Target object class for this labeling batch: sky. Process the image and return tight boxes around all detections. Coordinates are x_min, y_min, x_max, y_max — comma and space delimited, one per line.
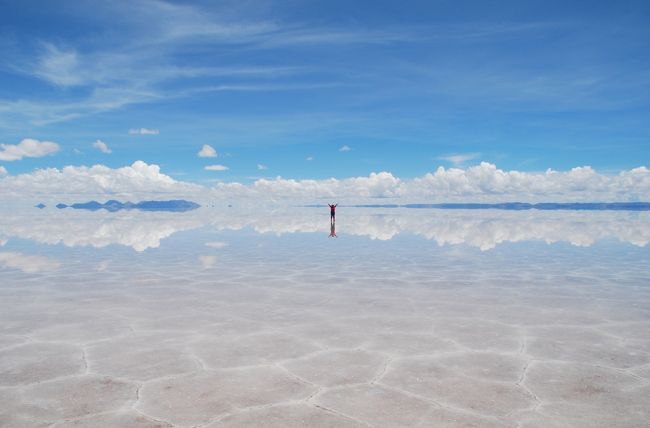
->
0, 0, 649, 201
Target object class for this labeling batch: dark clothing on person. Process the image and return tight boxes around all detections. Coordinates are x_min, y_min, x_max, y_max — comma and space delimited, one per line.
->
328, 204, 337, 221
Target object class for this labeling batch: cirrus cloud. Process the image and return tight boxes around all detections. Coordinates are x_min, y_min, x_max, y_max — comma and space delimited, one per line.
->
0, 138, 60, 161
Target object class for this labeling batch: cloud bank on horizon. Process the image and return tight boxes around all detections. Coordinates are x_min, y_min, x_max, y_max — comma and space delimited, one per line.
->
0, 161, 648, 203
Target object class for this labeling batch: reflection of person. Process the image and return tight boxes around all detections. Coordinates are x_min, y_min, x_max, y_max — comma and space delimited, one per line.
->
329, 222, 337, 238
328, 203, 337, 222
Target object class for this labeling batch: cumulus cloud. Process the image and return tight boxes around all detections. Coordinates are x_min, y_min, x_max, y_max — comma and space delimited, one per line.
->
1, 161, 649, 204
0, 166, 7, 176
210, 162, 650, 203
198, 144, 217, 158
437, 153, 480, 166
92, 139, 111, 154
205, 164, 229, 171
339, 145, 351, 152
0, 252, 61, 273
129, 128, 159, 135
0, 160, 200, 200
257, 164, 268, 170
0, 138, 60, 161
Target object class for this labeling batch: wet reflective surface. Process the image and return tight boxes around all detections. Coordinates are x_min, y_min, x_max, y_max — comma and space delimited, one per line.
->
1, 207, 649, 427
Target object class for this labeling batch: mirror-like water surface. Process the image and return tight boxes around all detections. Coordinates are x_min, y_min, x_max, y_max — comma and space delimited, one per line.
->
1, 208, 649, 427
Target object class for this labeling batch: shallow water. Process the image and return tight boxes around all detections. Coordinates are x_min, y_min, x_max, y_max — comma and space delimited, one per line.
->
1, 207, 649, 427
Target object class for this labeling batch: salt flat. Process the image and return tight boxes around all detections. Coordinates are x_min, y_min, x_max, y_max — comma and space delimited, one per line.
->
0, 207, 649, 427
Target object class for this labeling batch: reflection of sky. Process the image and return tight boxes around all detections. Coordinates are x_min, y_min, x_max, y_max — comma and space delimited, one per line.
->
1, 207, 649, 253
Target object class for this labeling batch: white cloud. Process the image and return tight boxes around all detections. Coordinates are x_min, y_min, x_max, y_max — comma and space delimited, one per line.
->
205, 164, 229, 171
0, 252, 60, 273
0, 166, 7, 176
437, 153, 480, 166
306, 156, 314, 161
129, 128, 159, 135
339, 145, 351, 152
257, 164, 268, 170
198, 144, 217, 158
0, 160, 200, 200
1, 161, 649, 204
211, 162, 650, 203
0, 138, 60, 161
92, 139, 111, 154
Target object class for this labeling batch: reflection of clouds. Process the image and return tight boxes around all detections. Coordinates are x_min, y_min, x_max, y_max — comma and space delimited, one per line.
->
392, 212, 650, 250
209, 209, 650, 250
199, 255, 217, 268
96, 260, 111, 272
0, 208, 648, 252
205, 241, 228, 249
0, 252, 60, 273
0, 210, 203, 252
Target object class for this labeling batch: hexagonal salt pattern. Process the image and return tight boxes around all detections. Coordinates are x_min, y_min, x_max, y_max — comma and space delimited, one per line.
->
0, 343, 84, 386
136, 366, 316, 427
207, 403, 366, 428
0, 375, 137, 426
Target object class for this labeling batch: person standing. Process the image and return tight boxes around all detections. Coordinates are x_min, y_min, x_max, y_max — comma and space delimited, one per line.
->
328, 203, 337, 222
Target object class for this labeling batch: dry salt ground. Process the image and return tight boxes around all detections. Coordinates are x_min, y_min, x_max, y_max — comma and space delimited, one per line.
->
0, 207, 649, 427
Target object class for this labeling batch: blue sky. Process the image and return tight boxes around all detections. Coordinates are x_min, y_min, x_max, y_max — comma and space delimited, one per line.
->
1, 0, 649, 184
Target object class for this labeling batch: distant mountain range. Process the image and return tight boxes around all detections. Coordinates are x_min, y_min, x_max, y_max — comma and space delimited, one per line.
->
54, 200, 200, 212
306, 202, 650, 211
